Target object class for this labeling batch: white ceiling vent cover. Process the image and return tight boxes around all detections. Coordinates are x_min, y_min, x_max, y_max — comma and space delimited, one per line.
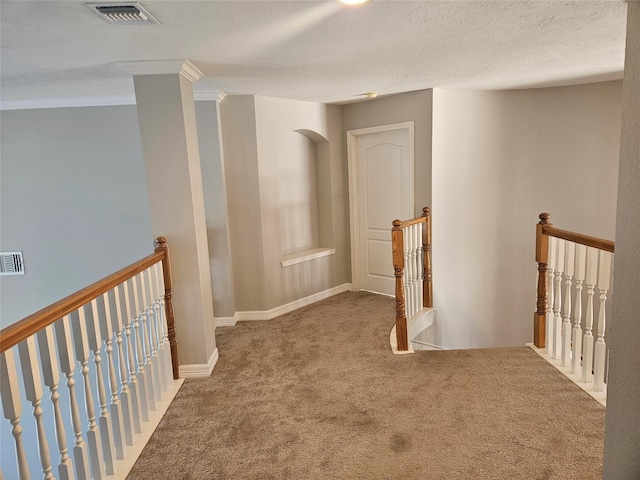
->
86, 3, 159, 25
0, 252, 25, 275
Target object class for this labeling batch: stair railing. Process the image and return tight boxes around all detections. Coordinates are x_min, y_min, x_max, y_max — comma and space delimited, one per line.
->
392, 207, 433, 351
534, 213, 614, 394
0, 236, 179, 479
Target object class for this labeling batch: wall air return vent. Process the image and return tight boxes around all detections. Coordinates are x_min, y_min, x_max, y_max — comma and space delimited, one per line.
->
86, 3, 159, 25
0, 252, 25, 275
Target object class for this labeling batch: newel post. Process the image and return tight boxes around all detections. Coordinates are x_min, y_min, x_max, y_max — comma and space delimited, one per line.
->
534, 213, 551, 348
422, 207, 433, 308
392, 220, 409, 351
155, 236, 180, 379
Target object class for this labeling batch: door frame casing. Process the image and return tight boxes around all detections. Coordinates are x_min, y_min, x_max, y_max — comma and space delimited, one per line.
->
346, 121, 415, 291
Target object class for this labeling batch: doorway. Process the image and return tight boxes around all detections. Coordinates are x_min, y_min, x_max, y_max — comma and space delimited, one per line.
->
347, 122, 414, 295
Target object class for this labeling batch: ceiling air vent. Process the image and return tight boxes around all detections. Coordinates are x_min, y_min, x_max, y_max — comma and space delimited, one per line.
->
86, 3, 159, 25
0, 252, 25, 275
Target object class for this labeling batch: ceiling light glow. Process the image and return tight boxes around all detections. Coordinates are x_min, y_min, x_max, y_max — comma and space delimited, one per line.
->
337, 0, 370, 5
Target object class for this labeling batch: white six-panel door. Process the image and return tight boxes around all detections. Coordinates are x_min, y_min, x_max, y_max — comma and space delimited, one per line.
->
347, 122, 414, 296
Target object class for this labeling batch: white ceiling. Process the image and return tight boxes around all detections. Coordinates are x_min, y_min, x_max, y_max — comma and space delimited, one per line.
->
0, 0, 629, 108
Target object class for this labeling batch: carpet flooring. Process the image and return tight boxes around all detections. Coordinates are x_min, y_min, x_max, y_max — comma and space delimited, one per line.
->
128, 291, 605, 479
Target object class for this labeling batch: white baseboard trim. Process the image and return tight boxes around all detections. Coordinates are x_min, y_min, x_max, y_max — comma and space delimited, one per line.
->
527, 343, 606, 407
214, 316, 237, 327
236, 283, 353, 321
178, 348, 219, 378
112, 377, 184, 479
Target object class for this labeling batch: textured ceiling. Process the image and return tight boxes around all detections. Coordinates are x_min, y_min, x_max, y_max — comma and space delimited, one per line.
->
0, 1, 629, 108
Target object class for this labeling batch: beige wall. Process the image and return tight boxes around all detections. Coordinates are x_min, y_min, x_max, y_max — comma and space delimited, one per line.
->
432, 82, 622, 349
221, 95, 349, 312
604, 3, 640, 477
342, 90, 433, 215
219, 96, 267, 311
0, 106, 153, 326
196, 100, 236, 318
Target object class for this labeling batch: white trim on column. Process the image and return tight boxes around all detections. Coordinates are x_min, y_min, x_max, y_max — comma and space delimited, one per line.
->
178, 348, 219, 378
235, 283, 353, 321
117, 59, 203, 82
214, 315, 238, 327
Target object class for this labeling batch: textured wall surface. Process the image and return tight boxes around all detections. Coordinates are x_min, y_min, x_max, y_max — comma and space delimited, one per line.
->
0, 106, 152, 326
604, 3, 640, 478
432, 81, 622, 349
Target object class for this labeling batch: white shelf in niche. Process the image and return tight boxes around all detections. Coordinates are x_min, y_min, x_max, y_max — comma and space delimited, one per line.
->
281, 247, 336, 267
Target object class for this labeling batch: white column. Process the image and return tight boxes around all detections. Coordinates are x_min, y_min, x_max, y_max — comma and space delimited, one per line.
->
118, 59, 216, 372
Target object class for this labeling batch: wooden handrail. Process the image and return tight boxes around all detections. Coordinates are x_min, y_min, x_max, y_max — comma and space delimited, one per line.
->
0, 237, 172, 358
394, 216, 427, 229
533, 213, 614, 349
541, 225, 614, 253
392, 208, 432, 351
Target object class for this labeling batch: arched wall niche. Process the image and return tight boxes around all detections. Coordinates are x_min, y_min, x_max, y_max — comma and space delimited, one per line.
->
279, 129, 335, 267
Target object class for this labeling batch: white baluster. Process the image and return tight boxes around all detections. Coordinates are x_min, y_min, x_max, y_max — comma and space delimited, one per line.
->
546, 237, 556, 356
1, 349, 30, 480
54, 315, 91, 479
552, 239, 565, 360
151, 263, 168, 394
594, 251, 612, 392
71, 307, 105, 480
100, 292, 126, 460
406, 225, 413, 318
154, 263, 173, 384
17, 337, 55, 479
417, 223, 424, 310
36, 325, 74, 480
87, 299, 115, 474
145, 267, 163, 401
412, 225, 418, 315
408, 225, 415, 316
111, 285, 135, 446
131, 275, 151, 422
138, 272, 157, 411
413, 224, 420, 315
571, 244, 586, 375
139, 272, 160, 411
582, 247, 598, 383
403, 229, 411, 319
123, 279, 143, 433
561, 241, 575, 366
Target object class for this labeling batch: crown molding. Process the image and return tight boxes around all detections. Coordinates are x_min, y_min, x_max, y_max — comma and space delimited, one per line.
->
1, 90, 228, 111
196, 90, 227, 103
0, 95, 137, 111
116, 59, 203, 83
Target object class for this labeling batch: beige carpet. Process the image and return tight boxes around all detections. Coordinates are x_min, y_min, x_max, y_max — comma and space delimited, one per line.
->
128, 291, 605, 479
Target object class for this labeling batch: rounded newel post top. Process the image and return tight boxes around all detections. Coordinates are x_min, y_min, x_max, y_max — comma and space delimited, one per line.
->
155, 236, 168, 248
422, 207, 430, 216
538, 212, 551, 225
392, 219, 402, 227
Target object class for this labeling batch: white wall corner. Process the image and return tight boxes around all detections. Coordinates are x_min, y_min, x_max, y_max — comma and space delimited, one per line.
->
235, 283, 353, 321
178, 348, 219, 378
116, 59, 203, 83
